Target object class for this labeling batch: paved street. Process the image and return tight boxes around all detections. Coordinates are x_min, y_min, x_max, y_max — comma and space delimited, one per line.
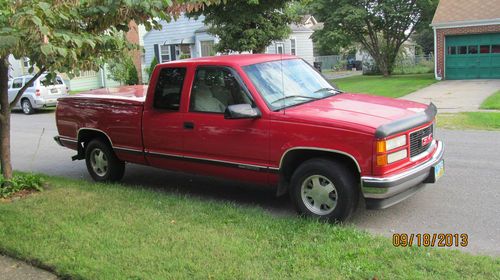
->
8, 110, 500, 256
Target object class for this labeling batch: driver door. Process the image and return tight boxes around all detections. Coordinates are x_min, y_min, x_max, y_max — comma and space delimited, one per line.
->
182, 66, 270, 184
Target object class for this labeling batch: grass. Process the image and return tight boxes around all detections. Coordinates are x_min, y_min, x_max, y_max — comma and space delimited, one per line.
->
480, 91, 500, 110
0, 175, 498, 279
437, 112, 500, 131
332, 73, 436, 98
68, 90, 85, 95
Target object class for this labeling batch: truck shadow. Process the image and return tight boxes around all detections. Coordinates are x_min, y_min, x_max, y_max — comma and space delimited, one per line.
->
119, 164, 295, 217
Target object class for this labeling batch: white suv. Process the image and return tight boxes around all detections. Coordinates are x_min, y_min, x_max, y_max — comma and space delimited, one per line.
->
8, 74, 69, 114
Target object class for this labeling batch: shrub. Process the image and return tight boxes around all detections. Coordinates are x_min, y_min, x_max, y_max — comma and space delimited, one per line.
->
0, 173, 44, 198
107, 56, 139, 85
145, 57, 158, 82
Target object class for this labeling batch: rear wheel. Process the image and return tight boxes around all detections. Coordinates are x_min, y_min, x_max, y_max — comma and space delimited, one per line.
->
85, 139, 125, 182
290, 158, 358, 222
21, 99, 34, 115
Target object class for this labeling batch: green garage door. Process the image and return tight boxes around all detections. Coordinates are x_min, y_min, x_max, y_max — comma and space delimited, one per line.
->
446, 33, 500, 79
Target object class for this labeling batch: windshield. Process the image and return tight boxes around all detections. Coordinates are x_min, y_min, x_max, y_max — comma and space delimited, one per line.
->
243, 59, 339, 110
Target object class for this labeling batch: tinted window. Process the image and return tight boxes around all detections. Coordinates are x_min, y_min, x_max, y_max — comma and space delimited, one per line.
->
153, 68, 186, 110
492, 45, 500, 53
448, 46, 456, 55
12, 78, 23, 89
458, 46, 467, 54
190, 67, 252, 113
480, 45, 490, 54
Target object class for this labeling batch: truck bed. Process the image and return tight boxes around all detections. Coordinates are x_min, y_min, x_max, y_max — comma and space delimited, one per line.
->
55, 86, 148, 163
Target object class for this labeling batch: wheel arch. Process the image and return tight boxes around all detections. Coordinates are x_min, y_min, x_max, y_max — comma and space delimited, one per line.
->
75, 128, 113, 160
276, 147, 361, 196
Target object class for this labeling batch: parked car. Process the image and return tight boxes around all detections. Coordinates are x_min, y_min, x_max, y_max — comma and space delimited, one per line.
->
8, 74, 68, 114
54, 54, 444, 222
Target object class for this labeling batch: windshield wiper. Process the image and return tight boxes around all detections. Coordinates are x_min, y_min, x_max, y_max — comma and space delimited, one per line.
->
314, 87, 341, 95
271, 95, 319, 105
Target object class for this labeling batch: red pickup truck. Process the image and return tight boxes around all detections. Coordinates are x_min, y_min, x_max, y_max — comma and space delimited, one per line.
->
55, 54, 444, 221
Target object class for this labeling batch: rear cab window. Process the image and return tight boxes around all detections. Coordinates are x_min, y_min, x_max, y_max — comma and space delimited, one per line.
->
153, 67, 187, 111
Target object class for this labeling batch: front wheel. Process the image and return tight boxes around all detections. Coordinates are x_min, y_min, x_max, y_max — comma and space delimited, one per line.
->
290, 158, 358, 222
21, 99, 34, 115
85, 139, 125, 182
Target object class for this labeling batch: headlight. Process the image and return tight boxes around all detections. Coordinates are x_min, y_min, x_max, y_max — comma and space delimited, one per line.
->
376, 134, 408, 166
377, 135, 407, 152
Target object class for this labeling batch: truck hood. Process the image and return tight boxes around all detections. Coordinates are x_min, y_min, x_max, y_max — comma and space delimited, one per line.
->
280, 93, 433, 136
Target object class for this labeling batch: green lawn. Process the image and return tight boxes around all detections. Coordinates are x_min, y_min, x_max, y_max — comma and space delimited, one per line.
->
480, 91, 500, 110
0, 175, 498, 279
438, 112, 500, 131
332, 73, 436, 98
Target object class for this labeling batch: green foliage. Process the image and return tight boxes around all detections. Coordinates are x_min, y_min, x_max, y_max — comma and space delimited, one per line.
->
480, 91, 500, 110
0, 173, 44, 198
412, 28, 434, 55
189, 0, 297, 53
312, 0, 438, 75
146, 56, 158, 82
107, 56, 139, 85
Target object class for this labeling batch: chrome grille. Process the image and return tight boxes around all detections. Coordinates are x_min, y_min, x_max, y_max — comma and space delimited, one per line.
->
409, 124, 433, 157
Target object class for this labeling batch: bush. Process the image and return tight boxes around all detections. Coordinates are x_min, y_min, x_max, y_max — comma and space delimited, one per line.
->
145, 57, 158, 82
107, 56, 139, 85
0, 173, 44, 198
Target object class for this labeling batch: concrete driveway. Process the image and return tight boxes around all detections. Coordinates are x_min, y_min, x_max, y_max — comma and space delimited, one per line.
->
402, 79, 500, 113
6, 110, 500, 257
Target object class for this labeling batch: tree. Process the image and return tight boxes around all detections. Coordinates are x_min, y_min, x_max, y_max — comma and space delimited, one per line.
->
412, 28, 434, 55
146, 56, 159, 82
312, 0, 438, 76
0, 0, 217, 181
107, 56, 139, 85
189, 0, 297, 54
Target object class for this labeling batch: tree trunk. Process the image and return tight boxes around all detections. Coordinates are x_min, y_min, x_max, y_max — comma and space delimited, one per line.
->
0, 56, 13, 180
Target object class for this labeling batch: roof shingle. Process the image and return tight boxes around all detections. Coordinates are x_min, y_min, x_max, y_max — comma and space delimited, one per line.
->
432, 0, 500, 25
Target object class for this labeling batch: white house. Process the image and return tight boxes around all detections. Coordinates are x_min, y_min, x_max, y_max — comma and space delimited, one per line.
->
143, 14, 317, 75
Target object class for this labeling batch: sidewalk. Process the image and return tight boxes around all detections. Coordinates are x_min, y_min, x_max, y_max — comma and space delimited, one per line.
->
0, 255, 57, 280
401, 79, 500, 113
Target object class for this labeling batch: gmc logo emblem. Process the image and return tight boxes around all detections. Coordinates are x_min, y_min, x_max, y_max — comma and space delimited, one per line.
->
422, 133, 433, 146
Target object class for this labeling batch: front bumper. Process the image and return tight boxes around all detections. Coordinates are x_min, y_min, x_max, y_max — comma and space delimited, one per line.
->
361, 140, 445, 209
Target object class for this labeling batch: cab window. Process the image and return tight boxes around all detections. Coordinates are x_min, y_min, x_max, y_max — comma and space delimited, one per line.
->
153, 67, 186, 110
189, 67, 252, 113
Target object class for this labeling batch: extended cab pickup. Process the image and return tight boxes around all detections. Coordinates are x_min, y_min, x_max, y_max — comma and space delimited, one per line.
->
55, 54, 444, 221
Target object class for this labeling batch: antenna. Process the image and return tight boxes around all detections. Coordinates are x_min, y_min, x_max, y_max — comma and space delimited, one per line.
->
280, 51, 285, 115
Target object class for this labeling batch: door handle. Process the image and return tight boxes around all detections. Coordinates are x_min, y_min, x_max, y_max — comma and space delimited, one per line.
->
183, 122, 194, 129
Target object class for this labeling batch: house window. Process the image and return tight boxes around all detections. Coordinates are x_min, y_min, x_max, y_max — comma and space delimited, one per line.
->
492, 45, 500, 53
22, 57, 30, 68
480, 45, 490, 54
200, 40, 215, 57
160, 45, 171, 63
458, 46, 467, 55
468, 45, 478, 54
290, 39, 296, 55
275, 43, 284, 54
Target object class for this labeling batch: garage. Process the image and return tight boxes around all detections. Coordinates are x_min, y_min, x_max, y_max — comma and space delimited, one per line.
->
445, 33, 500, 79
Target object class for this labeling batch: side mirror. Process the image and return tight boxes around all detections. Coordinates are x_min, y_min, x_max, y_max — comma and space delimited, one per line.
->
224, 104, 261, 119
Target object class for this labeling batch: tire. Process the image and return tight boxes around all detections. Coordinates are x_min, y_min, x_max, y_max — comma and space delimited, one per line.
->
289, 158, 358, 222
85, 139, 125, 182
21, 99, 34, 115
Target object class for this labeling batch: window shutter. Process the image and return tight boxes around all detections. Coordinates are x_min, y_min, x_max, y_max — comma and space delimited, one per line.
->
170, 45, 176, 61
154, 44, 160, 62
